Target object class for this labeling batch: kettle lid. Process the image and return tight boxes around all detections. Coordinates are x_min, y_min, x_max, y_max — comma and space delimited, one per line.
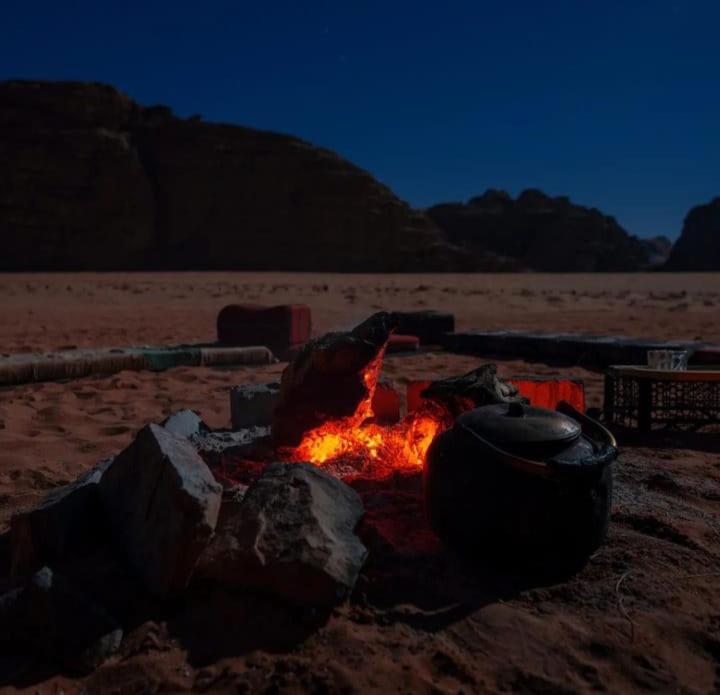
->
456, 402, 582, 450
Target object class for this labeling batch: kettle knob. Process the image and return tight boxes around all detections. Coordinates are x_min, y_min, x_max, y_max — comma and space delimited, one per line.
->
507, 402, 526, 417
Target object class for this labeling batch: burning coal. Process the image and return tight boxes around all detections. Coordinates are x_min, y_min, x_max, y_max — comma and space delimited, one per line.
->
288, 351, 451, 474
271, 312, 453, 475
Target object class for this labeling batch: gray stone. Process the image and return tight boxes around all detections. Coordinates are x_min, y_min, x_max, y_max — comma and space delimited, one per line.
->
200, 463, 367, 606
421, 363, 524, 417
161, 408, 208, 439
0, 567, 122, 674
0, 586, 23, 625
192, 426, 270, 453
99, 424, 222, 596
10, 458, 113, 577
230, 382, 279, 429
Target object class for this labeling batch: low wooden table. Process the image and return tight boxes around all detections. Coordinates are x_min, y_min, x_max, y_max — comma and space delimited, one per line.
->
604, 366, 720, 431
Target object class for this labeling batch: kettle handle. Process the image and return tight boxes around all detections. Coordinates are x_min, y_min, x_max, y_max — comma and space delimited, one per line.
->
456, 421, 554, 478
555, 401, 617, 448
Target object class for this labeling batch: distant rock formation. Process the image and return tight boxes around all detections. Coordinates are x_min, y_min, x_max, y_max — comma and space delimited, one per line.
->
0, 80, 467, 272
426, 189, 657, 272
665, 198, 720, 271
0, 81, 683, 273
640, 236, 673, 268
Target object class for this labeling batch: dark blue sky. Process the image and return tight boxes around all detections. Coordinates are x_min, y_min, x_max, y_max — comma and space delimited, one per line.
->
2, 1, 718, 239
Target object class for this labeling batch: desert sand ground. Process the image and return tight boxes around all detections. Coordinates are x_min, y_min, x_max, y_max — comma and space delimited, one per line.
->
2, 272, 719, 353
1, 272, 719, 693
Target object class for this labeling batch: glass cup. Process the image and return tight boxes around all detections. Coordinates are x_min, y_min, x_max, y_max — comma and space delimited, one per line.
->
647, 349, 688, 370
647, 350, 670, 369
669, 350, 688, 371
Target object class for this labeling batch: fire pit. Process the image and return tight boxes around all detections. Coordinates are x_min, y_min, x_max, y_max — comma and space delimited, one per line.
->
218, 312, 608, 500
2, 312, 621, 677
270, 312, 456, 478
207, 312, 617, 571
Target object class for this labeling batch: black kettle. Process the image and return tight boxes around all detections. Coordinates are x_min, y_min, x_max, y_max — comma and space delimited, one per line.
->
424, 401, 618, 570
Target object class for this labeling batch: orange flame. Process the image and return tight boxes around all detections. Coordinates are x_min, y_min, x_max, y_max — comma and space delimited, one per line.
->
286, 349, 451, 476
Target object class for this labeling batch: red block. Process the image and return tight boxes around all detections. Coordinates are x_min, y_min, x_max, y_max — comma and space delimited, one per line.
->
217, 304, 311, 357
371, 380, 401, 424
509, 378, 586, 413
387, 334, 420, 353
406, 380, 433, 413
407, 377, 585, 415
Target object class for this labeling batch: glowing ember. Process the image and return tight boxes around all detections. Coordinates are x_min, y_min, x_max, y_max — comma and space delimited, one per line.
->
285, 349, 451, 475
292, 405, 448, 471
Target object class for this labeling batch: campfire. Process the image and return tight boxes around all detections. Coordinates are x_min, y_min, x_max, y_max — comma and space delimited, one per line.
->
283, 349, 450, 474
216, 312, 587, 489
2, 310, 619, 679
262, 312, 529, 480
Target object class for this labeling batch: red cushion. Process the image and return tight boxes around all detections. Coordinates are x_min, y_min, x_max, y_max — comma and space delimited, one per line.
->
217, 304, 312, 354
371, 380, 401, 423
386, 334, 420, 353
407, 377, 585, 414
509, 378, 586, 412
406, 380, 433, 413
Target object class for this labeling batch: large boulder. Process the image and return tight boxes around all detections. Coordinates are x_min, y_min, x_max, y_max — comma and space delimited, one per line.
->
272, 312, 394, 446
200, 463, 367, 606
426, 188, 655, 271
161, 408, 208, 439
0, 80, 467, 272
665, 197, 720, 271
0, 567, 122, 674
99, 424, 222, 596
9, 458, 113, 577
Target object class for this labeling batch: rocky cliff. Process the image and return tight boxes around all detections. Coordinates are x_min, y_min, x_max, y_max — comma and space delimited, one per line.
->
1, 81, 684, 273
640, 236, 673, 268
665, 198, 720, 271
426, 189, 659, 272
0, 80, 466, 271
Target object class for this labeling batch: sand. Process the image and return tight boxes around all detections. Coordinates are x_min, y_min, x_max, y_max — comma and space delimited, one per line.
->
1, 272, 719, 353
1, 272, 719, 692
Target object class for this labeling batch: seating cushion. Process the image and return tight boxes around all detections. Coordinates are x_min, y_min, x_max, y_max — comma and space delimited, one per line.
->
217, 304, 312, 356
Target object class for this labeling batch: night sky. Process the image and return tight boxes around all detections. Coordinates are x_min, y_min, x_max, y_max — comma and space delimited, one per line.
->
2, 0, 718, 239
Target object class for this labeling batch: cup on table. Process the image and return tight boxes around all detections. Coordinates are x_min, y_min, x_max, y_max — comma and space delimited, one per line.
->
647, 350, 670, 369
647, 349, 688, 370
669, 350, 688, 371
